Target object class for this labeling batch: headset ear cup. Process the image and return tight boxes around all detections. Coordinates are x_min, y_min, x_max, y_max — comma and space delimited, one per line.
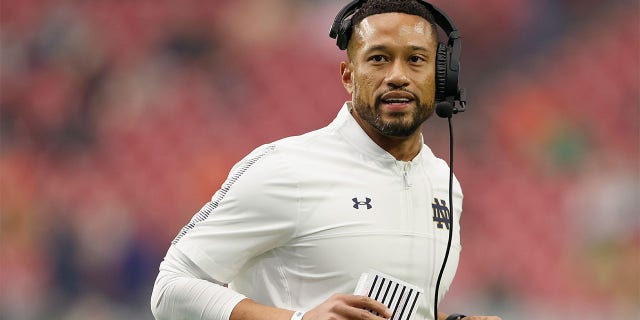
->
435, 43, 448, 102
337, 19, 352, 50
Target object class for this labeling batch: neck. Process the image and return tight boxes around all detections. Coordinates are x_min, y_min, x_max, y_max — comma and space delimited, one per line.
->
350, 109, 423, 162
375, 134, 422, 161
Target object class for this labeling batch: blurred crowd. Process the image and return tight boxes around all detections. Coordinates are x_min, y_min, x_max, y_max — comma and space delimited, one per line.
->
0, 0, 638, 319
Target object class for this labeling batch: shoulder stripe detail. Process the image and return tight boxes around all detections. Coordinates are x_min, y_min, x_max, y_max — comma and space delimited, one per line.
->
171, 145, 276, 245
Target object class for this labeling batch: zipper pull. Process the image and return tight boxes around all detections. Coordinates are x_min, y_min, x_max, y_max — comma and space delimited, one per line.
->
402, 162, 411, 188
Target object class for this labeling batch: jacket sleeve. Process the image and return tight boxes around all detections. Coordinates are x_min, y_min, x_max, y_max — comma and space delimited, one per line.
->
151, 144, 299, 319
150, 246, 247, 320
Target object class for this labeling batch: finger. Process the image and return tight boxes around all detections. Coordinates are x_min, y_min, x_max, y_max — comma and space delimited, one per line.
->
342, 295, 392, 318
333, 302, 390, 320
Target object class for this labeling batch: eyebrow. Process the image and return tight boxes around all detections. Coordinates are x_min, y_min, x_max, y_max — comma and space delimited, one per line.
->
408, 45, 430, 53
363, 44, 431, 54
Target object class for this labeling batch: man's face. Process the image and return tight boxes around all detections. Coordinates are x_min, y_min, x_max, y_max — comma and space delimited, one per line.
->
341, 12, 437, 138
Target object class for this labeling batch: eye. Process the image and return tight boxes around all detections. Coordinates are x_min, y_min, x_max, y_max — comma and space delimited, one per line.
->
368, 55, 388, 63
409, 55, 426, 63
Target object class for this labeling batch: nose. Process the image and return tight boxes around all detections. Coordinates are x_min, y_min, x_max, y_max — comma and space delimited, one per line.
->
385, 60, 410, 88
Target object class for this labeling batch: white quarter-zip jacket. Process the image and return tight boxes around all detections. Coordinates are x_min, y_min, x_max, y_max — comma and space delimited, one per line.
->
151, 102, 463, 320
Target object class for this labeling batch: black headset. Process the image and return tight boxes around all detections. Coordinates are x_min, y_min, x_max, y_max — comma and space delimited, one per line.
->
329, 0, 466, 116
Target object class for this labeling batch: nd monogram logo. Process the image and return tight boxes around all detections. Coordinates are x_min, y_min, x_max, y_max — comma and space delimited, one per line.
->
352, 197, 372, 209
432, 198, 451, 230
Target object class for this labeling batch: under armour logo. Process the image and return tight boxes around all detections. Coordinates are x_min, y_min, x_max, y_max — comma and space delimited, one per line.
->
352, 197, 372, 209
432, 198, 451, 229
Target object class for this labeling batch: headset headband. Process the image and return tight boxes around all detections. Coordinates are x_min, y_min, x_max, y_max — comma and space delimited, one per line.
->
330, 1, 459, 45
330, 0, 461, 71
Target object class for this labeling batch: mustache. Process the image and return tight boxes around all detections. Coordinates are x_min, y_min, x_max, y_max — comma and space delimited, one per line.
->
375, 88, 419, 102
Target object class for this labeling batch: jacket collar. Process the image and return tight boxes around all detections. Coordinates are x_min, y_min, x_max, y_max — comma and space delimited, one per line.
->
331, 102, 432, 166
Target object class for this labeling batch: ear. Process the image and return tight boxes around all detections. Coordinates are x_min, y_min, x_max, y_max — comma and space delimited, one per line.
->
340, 61, 354, 95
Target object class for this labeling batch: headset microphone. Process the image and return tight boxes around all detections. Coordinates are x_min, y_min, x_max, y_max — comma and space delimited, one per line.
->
436, 88, 467, 119
435, 102, 454, 118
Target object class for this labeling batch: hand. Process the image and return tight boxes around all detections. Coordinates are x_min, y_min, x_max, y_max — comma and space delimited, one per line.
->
303, 294, 392, 320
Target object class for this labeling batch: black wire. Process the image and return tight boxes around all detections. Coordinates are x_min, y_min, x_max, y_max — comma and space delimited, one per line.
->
434, 116, 455, 320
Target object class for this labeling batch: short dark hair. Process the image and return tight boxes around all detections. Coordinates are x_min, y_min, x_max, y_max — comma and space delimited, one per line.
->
347, 0, 439, 58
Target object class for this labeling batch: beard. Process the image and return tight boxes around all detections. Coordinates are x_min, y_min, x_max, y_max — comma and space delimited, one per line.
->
352, 88, 434, 138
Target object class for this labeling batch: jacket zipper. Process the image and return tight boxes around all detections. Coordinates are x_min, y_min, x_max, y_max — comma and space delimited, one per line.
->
402, 162, 411, 189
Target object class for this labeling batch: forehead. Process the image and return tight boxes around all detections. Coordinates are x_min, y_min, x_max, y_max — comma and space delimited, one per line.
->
352, 12, 435, 50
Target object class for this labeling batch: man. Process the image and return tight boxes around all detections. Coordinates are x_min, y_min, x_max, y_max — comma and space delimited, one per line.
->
151, 1, 501, 319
